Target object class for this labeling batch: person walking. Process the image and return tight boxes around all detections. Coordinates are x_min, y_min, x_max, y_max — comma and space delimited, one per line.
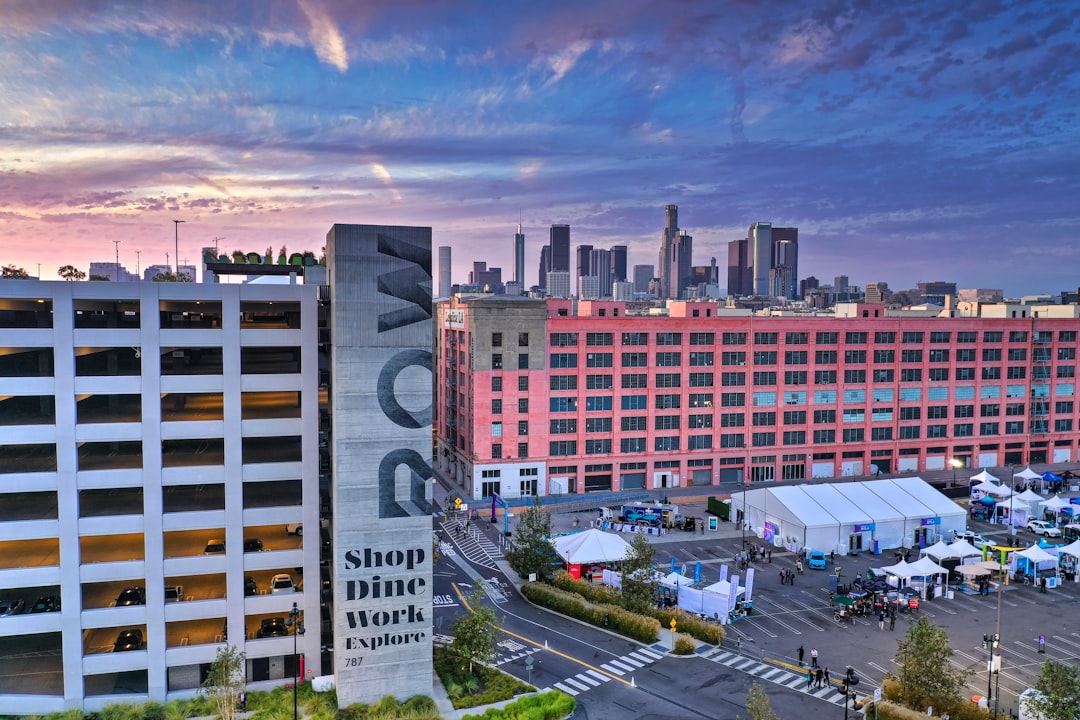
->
806, 669, 814, 691
889, 612, 896, 631
1041, 576, 1048, 594
823, 667, 831, 687
797, 644, 805, 666
810, 647, 818, 668
878, 610, 886, 630
780, 568, 786, 584
796, 558, 803, 574
816, 667, 824, 689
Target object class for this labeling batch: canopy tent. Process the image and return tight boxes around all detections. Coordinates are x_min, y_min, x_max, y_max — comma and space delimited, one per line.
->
552, 529, 631, 565
1013, 545, 1057, 564
970, 469, 1000, 483
955, 563, 993, 577
947, 539, 983, 558
922, 540, 959, 560
880, 559, 917, 579
799, 484, 874, 552
728, 485, 840, 552
661, 571, 695, 588
1040, 495, 1073, 516
996, 498, 1031, 526
1059, 540, 1080, 560
1042, 472, 1063, 482
1015, 489, 1046, 505
976, 495, 999, 507
703, 578, 745, 595
908, 556, 949, 576
984, 483, 1014, 499
1014, 467, 1042, 481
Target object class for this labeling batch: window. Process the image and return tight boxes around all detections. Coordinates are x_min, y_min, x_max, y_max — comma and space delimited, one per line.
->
751, 432, 776, 447
655, 415, 681, 430
518, 420, 529, 434
980, 422, 999, 435
656, 351, 681, 366
955, 348, 976, 362
956, 368, 975, 380
814, 409, 836, 424
622, 373, 647, 389
754, 332, 778, 345
722, 332, 747, 345
871, 407, 893, 422
655, 394, 681, 409
785, 350, 808, 364
655, 373, 681, 388
585, 396, 612, 411
690, 332, 715, 345
518, 333, 529, 347
813, 389, 837, 404
621, 332, 647, 346
873, 368, 894, 383
926, 424, 947, 439
843, 389, 866, 403
981, 385, 1001, 399
874, 331, 896, 344
491, 399, 502, 414
844, 350, 867, 364
550, 333, 578, 346
585, 439, 612, 455
1059, 347, 1077, 361
816, 350, 838, 364
1008, 348, 1027, 362
844, 369, 866, 384
753, 371, 776, 386
752, 411, 776, 426
783, 430, 806, 445
1006, 384, 1026, 398
1009, 331, 1028, 343
491, 353, 503, 370
690, 372, 714, 387
874, 349, 895, 363
1056, 400, 1074, 414
786, 332, 809, 345
752, 391, 777, 407
550, 375, 577, 391
621, 438, 646, 453
899, 426, 920, 440
549, 440, 577, 456
783, 390, 807, 405
902, 332, 923, 344
491, 443, 502, 459
927, 386, 948, 401
550, 398, 577, 412
900, 387, 922, 402
815, 370, 837, 384
518, 376, 529, 391
1059, 366, 1076, 378
586, 374, 613, 389
928, 349, 949, 363
813, 429, 835, 443
721, 392, 746, 407
518, 443, 529, 460
842, 428, 864, 442
953, 423, 974, 437
783, 410, 806, 424
845, 332, 868, 345
549, 419, 577, 434
982, 367, 1001, 380
842, 409, 865, 423
586, 352, 613, 368
720, 434, 745, 448
929, 331, 951, 344
689, 435, 713, 450
901, 368, 922, 382
550, 353, 577, 368
1007, 366, 1027, 380
721, 413, 745, 427
785, 370, 808, 385
655, 436, 680, 451
901, 349, 923, 363
585, 332, 612, 346
871, 427, 892, 441
957, 331, 976, 343
983, 331, 1003, 343
621, 416, 647, 432
690, 351, 714, 366
954, 404, 974, 418
753, 350, 777, 365
491, 376, 502, 392
872, 388, 894, 402
1005, 421, 1024, 435
722, 371, 746, 386
689, 414, 713, 429
927, 406, 948, 419
816, 332, 838, 345
899, 406, 921, 420
492, 332, 503, 347
690, 393, 714, 407
656, 332, 682, 346
722, 351, 747, 365
586, 418, 612, 433
622, 351, 648, 367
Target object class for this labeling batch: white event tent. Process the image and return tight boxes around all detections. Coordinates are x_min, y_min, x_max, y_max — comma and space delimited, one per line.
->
552, 529, 631, 565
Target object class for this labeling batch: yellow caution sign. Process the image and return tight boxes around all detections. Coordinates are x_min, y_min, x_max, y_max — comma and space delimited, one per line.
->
670, 618, 677, 633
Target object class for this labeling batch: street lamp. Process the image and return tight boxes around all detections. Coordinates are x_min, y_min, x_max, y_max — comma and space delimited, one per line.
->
949, 457, 964, 487
173, 219, 185, 276
286, 602, 305, 720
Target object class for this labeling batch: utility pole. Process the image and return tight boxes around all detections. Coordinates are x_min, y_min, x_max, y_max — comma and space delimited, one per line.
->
173, 219, 185, 275
135, 250, 141, 280
112, 240, 122, 281
213, 236, 225, 255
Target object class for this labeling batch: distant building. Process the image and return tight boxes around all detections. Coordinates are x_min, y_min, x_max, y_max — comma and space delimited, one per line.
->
729, 223, 798, 298
469, 262, 503, 293
799, 275, 819, 300
610, 245, 628, 282
633, 264, 655, 294
917, 280, 957, 306
578, 275, 601, 300
575, 244, 593, 278
513, 226, 525, 286
657, 204, 692, 299
538, 245, 550, 292
504, 281, 523, 297
613, 280, 634, 301
865, 281, 891, 304
439, 246, 452, 298
726, 238, 750, 296
88, 261, 138, 282
958, 288, 1003, 303
549, 225, 570, 274
143, 264, 195, 282
546, 270, 571, 298
834, 275, 849, 293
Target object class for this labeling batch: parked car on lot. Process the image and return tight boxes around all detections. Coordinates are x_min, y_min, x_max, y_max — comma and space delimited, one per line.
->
30, 596, 60, 613
164, 585, 184, 603
256, 617, 289, 638
113, 629, 144, 652
243, 538, 264, 553
115, 586, 146, 606
955, 531, 993, 549
244, 576, 258, 597
0, 599, 26, 617
204, 539, 226, 554
270, 574, 296, 594
808, 550, 827, 570
1027, 520, 1061, 537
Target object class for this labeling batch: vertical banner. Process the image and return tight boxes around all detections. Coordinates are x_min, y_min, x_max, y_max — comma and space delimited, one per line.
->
328, 225, 434, 706
744, 567, 755, 602
719, 564, 729, 583
728, 575, 740, 612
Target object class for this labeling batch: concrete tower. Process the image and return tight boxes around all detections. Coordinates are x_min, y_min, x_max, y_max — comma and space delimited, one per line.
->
513, 225, 525, 287
438, 246, 452, 298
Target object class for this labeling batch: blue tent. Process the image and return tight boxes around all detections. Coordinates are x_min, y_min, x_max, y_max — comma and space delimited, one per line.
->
977, 495, 998, 507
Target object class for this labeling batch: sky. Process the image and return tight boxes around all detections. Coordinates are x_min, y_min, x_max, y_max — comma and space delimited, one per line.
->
1, 0, 1078, 295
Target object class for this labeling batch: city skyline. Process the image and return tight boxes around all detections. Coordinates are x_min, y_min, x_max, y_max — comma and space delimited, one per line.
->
1, 1, 1078, 295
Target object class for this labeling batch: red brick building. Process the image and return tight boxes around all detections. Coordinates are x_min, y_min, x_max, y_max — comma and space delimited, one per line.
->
434, 296, 1080, 502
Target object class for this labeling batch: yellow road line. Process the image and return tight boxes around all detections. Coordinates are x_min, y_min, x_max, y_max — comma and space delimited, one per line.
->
450, 582, 636, 687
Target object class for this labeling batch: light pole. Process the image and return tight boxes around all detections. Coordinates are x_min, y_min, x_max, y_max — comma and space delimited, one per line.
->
112, 239, 121, 281
173, 219, 185, 276
286, 602, 304, 720
949, 457, 963, 488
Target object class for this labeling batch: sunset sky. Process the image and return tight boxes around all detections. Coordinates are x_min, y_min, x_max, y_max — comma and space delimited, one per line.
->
1, 1, 1077, 294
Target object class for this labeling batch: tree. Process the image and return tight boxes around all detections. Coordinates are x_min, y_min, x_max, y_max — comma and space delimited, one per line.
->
88, 274, 111, 281
1028, 659, 1080, 720
450, 583, 500, 675
152, 271, 192, 282
888, 616, 968, 711
57, 265, 86, 281
505, 495, 554, 580
201, 644, 246, 720
1, 264, 29, 279
737, 682, 780, 720
620, 532, 658, 612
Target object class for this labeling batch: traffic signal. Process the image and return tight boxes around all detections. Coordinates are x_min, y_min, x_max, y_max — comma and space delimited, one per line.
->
982, 633, 990, 649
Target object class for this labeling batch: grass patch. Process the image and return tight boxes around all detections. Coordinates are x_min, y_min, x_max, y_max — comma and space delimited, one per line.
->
434, 644, 536, 710
461, 690, 576, 720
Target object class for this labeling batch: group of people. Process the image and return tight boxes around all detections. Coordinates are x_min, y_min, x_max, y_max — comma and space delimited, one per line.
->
805, 666, 831, 691
779, 567, 797, 585
734, 544, 772, 570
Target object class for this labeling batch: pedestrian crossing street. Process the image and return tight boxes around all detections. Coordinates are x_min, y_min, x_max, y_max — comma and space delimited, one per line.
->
538, 646, 664, 697
705, 649, 851, 706
438, 519, 504, 570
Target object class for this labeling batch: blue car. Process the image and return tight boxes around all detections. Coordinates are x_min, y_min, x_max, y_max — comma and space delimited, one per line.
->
808, 550, 827, 570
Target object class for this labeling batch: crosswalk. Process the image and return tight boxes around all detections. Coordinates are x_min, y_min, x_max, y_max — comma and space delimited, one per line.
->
705, 649, 851, 706
538, 647, 664, 697
439, 520, 504, 570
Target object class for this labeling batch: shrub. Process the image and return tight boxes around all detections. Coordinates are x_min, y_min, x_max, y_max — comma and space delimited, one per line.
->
521, 582, 660, 643
673, 635, 696, 655
461, 690, 576, 720
433, 645, 535, 709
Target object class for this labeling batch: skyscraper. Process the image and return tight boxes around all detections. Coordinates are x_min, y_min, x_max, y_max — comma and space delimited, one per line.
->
590, 247, 612, 297
513, 225, 525, 287
770, 227, 798, 299
726, 238, 749, 296
671, 230, 693, 299
549, 224, 570, 274
538, 245, 550, 291
657, 204, 679, 299
610, 245, 628, 282
438, 245, 452, 298
749, 222, 772, 295
576, 244, 594, 278
633, 264, 654, 294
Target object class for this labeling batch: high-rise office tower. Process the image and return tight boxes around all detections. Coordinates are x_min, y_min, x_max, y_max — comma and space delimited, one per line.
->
770, 227, 799, 300
576, 245, 594, 278
657, 204, 680, 299
513, 225, 525, 286
834, 275, 849, 293
671, 230, 693, 299
633, 264, 654, 294
439, 245, 452, 298
549, 225, 570, 274
726, 237, 749, 296
538, 245, 550, 290
749, 222, 772, 295
547, 270, 570, 298
590, 248, 612, 297
800, 275, 819, 300
610, 245, 628, 282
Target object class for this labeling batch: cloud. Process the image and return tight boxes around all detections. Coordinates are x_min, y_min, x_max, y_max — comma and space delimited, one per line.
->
542, 39, 592, 87
297, 0, 350, 72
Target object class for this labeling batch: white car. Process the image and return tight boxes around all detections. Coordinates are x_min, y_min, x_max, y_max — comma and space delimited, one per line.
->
955, 531, 992, 549
270, 574, 296, 594
1027, 520, 1062, 537
285, 523, 303, 536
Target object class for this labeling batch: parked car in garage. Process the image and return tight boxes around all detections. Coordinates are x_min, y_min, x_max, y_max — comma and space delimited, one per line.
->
30, 596, 60, 613
808, 550, 828, 570
164, 585, 184, 603
1027, 520, 1061, 537
115, 586, 146, 606
204, 539, 226, 554
113, 629, 144, 652
245, 576, 258, 596
270, 574, 296, 594
285, 523, 304, 536
243, 538, 264, 553
256, 617, 289, 638
0, 599, 26, 617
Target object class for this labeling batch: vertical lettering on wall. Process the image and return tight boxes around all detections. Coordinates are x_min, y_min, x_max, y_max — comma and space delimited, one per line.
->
377, 233, 432, 333
379, 449, 433, 518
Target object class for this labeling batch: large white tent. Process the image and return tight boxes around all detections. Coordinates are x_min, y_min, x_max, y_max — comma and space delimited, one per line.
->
970, 469, 1000, 483
1014, 467, 1042, 482
552, 529, 630, 565
730, 477, 962, 554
